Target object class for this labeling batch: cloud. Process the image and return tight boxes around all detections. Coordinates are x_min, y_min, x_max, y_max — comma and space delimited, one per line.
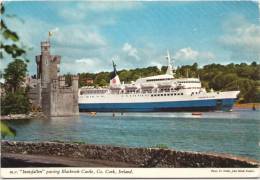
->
53, 25, 106, 49
173, 47, 215, 64
58, 2, 143, 23
4, 16, 107, 75
62, 57, 107, 74
58, 8, 87, 21
218, 15, 260, 62
122, 43, 140, 60
174, 47, 199, 60
76, 2, 143, 12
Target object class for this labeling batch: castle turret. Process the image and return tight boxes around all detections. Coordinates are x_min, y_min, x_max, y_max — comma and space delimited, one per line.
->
36, 41, 61, 87
39, 41, 51, 85
72, 75, 79, 92
41, 41, 50, 55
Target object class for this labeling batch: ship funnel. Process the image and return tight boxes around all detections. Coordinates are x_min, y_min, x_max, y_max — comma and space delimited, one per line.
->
110, 60, 121, 87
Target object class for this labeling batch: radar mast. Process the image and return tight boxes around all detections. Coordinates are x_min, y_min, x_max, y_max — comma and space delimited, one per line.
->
165, 49, 175, 76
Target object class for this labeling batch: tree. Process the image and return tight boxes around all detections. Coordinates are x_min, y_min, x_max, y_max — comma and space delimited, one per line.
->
4, 59, 27, 93
1, 91, 30, 115
98, 79, 107, 87
1, 2, 30, 117
64, 73, 72, 86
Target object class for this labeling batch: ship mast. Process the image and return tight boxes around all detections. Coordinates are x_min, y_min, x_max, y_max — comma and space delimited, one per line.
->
165, 49, 175, 76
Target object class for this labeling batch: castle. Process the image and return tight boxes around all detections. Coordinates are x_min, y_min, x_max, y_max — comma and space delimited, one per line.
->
28, 41, 79, 116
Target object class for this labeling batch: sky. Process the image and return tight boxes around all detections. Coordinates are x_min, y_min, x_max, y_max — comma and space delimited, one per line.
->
2, 1, 260, 75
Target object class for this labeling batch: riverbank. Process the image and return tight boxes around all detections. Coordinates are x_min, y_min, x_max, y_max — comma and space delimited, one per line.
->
1, 141, 258, 168
0, 112, 46, 121
233, 103, 260, 110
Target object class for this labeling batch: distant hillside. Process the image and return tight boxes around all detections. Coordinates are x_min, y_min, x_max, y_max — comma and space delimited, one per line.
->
65, 62, 260, 103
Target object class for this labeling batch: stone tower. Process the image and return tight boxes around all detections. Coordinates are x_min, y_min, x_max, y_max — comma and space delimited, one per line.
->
29, 41, 79, 116
36, 41, 60, 87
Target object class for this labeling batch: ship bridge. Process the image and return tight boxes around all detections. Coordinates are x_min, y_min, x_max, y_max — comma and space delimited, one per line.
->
174, 78, 202, 92
136, 74, 174, 84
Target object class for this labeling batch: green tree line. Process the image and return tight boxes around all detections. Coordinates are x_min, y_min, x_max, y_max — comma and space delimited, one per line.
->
71, 62, 260, 103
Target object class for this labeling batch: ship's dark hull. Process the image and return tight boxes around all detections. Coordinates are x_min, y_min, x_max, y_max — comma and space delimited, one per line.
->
79, 98, 236, 112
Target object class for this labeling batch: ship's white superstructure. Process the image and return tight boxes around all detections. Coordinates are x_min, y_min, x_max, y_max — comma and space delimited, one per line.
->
78, 52, 239, 112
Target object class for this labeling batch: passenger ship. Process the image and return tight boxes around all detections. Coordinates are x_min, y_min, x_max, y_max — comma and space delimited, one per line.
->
78, 52, 239, 112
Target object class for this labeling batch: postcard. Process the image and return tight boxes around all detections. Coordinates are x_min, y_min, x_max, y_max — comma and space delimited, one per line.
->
1, 0, 259, 179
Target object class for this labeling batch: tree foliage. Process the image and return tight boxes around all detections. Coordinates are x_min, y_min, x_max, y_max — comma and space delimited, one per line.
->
0, 122, 16, 138
4, 59, 27, 93
1, 91, 31, 115
0, 3, 27, 60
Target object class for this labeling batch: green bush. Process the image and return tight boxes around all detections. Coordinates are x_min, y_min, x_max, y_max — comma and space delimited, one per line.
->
1, 91, 31, 115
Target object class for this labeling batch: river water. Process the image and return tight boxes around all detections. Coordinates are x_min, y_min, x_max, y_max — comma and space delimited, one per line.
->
3, 110, 260, 160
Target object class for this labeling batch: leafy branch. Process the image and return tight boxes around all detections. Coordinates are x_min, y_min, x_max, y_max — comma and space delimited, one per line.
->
0, 2, 28, 61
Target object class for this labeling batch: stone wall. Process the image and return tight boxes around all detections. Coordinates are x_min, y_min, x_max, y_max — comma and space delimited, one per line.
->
41, 87, 51, 116
1, 141, 258, 168
50, 88, 79, 116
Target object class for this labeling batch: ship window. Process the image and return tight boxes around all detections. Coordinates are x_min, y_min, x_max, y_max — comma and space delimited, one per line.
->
164, 94, 166, 96
174, 93, 176, 95
181, 93, 183, 95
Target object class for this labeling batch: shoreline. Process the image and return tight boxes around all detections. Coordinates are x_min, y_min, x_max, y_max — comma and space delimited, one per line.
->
233, 103, 260, 110
1, 140, 259, 168
0, 112, 46, 121
1, 102, 259, 121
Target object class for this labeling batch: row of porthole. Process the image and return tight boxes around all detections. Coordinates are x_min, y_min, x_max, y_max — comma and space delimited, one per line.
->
146, 78, 173, 82
151, 93, 183, 97
177, 81, 200, 83
83, 92, 186, 98
85, 96, 105, 98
